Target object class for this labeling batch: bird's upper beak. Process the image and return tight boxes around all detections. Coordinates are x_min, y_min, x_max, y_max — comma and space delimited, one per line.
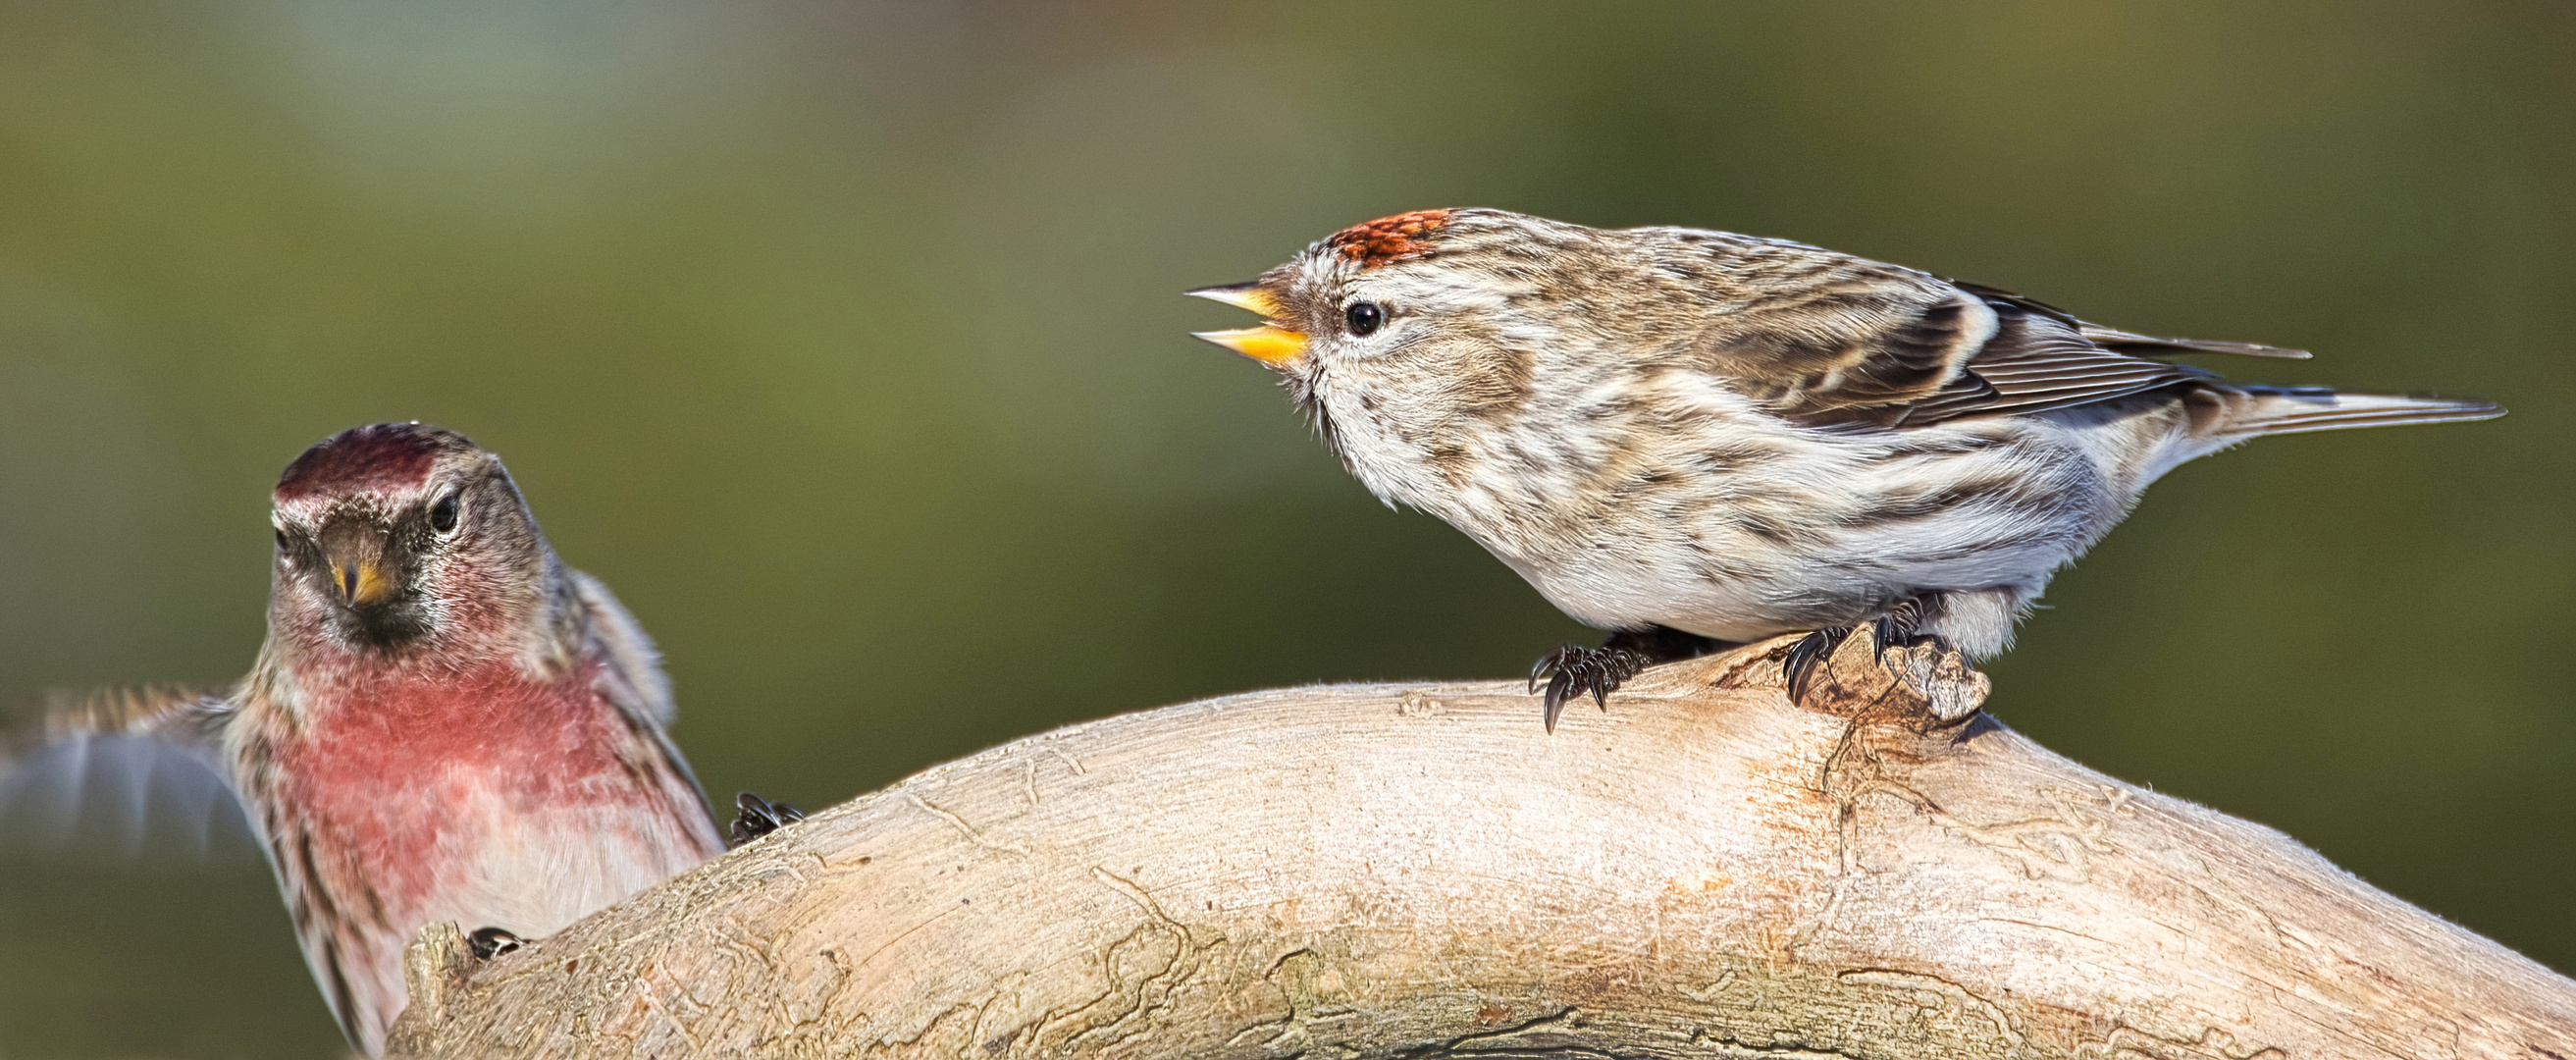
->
318, 524, 397, 609
336, 559, 394, 608
1187, 283, 1307, 368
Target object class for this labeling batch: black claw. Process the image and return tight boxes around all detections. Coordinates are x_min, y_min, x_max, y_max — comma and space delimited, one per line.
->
1870, 616, 1902, 657
1530, 644, 1644, 733
730, 791, 806, 847
467, 927, 526, 961
1528, 648, 1567, 691
1788, 598, 1966, 705
1871, 597, 1925, 657
1783, 625, 1856, 703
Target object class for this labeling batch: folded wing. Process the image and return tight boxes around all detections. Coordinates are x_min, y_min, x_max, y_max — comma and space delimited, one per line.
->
1695, 252, 2289, 430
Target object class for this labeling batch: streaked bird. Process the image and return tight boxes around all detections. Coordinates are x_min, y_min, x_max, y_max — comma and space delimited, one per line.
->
2, 423, 726, 1055
1192, 209, 2502, 728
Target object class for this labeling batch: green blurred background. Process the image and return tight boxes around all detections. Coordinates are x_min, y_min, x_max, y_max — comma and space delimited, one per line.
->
0, 0, 2567, 1053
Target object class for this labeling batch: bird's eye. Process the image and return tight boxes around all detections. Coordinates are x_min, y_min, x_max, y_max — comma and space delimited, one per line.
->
429, 493, 460, 534
274, 527, 289, 551
1344, 301, 1386, 337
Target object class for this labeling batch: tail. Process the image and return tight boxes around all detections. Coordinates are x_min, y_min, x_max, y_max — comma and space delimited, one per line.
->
2192, 385, 2504, 440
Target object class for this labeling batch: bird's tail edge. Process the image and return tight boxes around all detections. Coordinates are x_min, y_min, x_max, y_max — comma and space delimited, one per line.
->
2199, 385, 2504, 440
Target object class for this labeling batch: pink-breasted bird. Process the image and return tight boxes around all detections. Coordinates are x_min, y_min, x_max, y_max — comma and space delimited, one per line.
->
4, 423, 727, 1055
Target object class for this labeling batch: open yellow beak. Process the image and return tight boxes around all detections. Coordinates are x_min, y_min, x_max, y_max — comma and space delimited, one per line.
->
1186, 283, 1307, 368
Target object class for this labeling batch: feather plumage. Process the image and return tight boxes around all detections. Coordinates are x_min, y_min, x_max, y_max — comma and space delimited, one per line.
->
5, 424, 724, 1057
0, 686, 250, 861
1204, 208, 2502, 674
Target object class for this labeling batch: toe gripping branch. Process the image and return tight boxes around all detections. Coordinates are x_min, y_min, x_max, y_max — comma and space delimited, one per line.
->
731, 791, 806, 848
1530, 626, 1722, 733
466, 927, 525, 961
1784, 599, 1929, 703
1778, 601, 1988, 726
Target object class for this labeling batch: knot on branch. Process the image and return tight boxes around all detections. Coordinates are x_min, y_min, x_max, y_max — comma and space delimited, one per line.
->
386, 922, 472, 1056
1709, 631, 1992, 728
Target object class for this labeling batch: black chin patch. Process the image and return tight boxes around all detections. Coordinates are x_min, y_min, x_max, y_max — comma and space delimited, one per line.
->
346, 603, 434, 649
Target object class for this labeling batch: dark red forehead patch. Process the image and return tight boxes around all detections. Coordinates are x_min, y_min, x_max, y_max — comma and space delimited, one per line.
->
275, 423, 468, 502
1325, 209, 1452, 268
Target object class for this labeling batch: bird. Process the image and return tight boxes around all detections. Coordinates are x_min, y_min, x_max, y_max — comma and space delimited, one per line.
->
1189, 208, 2502, 731
0, 423, 728, 1056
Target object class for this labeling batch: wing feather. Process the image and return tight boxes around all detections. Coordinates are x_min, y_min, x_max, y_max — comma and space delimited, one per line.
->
568, 568, 675, 727
0, 685, 251, 860
1887, 306, 2218, 426
1692, 254, 2245, 429
1951, 281, 2311, 360
567, 567, 723, 854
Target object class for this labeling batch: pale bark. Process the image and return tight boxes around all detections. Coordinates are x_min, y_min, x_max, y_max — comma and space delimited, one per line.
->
385, 635, 2576, 1058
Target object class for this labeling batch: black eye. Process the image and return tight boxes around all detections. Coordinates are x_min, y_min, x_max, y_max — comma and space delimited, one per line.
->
274, 527, 289, 551
429, 494, 460, 534
1344, 300, 1385, 337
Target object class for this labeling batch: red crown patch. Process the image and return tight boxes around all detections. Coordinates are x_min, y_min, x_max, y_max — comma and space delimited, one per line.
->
1325, 209, 1452, 268
275, 424, 456, 501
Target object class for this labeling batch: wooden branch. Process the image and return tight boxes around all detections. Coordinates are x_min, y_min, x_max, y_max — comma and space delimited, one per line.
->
384, 636, 2576, 1058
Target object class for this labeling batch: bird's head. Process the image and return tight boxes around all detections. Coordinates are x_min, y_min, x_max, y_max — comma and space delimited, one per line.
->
1187, 208, 1467, 377
1188, 208, 1636, 501
268, 423, 553, 659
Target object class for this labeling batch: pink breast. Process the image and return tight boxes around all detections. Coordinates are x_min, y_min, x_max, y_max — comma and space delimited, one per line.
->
272, 657, 648, 910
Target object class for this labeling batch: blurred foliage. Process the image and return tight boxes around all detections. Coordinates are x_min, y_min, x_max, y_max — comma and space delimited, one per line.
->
0, 0, 2568, 1053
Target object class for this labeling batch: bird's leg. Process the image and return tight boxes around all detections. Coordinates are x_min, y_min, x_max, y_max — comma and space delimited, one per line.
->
1867, 596, 1970, 671
730, 791, 806, 847
1530, 626, 1724, 733
466, 927, 526, 961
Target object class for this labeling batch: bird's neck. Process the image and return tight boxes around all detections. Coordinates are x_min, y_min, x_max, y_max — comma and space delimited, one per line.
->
255, 599, 583, 726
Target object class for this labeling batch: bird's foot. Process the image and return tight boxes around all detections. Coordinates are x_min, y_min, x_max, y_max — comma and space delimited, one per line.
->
1529, 626, 1723, 732
1530, 644, 1649, 733
730, 791, 806, 847
1781, 612, 1988, 726
466, 927, 526, 961
1783, 624, 1859, 704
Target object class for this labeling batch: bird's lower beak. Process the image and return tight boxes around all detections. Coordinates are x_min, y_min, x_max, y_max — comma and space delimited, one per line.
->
335, 559, 394, 608
1192, 324, 1309, 367
1187, 283, 1308, 368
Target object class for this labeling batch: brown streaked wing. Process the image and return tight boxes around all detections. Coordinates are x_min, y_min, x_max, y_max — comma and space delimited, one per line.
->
1708, 289, 1999, 425
1688, 256, 2264, 430
1888, 303, 2219, 427
1951, 280, 2310, 360
32, 684, 233, 747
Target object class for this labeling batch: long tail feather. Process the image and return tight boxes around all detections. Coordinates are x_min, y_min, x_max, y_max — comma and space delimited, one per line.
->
2201, 386, 2504, 439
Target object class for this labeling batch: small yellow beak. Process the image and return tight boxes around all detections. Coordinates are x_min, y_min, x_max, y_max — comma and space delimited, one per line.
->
1186, 283, 1307, 368
336, 559, 394, 608
1185, 283, 1279, 317
1191, 325, 1309, 367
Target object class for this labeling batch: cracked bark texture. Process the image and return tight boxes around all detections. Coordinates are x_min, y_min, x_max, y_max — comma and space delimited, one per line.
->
383, 635, 2576, 1058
